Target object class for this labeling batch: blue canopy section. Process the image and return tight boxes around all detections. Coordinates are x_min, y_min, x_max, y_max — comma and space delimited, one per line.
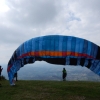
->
7, 35, 100, 84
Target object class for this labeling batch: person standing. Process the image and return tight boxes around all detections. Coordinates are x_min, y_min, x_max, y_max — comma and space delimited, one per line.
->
11, 72, 18, 86
0, 66, 3, 80
14, 72, 18, 81
62, 68, 67, 81
0, 65, 3, 86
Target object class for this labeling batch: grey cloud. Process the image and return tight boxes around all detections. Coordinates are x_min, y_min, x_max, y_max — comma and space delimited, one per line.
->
69, 0, 100, 22
1, 0, 100, 65
0, 24, 28, 45
6, 0, 62, 28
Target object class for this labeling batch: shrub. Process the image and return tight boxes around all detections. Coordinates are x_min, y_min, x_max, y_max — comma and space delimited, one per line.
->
1, 75, 6, 80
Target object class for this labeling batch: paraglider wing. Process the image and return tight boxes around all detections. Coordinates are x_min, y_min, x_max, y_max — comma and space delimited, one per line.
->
7, 35, 100, 84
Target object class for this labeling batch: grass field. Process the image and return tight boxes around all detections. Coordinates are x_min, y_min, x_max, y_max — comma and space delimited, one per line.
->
0, 80, 100, 100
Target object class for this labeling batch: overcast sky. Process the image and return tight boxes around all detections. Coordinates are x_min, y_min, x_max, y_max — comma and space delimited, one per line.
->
0, 0, 100, 65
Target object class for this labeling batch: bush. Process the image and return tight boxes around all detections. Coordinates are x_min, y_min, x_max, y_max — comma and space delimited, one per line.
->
1, 75, 6, 80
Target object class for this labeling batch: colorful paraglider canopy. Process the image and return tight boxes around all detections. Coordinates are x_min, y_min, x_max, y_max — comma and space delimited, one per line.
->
7, 35, 100, 84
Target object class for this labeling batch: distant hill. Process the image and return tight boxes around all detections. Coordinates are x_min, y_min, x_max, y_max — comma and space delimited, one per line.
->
2, 61, 100, 81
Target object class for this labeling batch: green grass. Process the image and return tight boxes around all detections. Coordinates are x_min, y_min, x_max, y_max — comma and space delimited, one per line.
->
0, 80, 100, 100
